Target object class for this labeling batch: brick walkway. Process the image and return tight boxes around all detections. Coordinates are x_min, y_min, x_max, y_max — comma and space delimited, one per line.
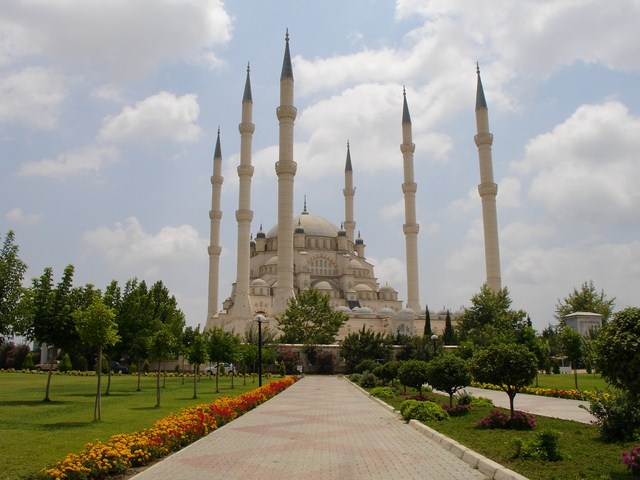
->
131, 376, 488, 479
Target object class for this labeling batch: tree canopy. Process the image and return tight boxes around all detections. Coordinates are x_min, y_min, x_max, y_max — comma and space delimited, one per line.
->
277, 288, 348, 345
0, 231, 27, 338
555, 280, 615, 323
457, 284, 528, 349
426, 354, 471, 407
471, 343, 537, 417
339, 326, 392, 372
595, 307, 640, 398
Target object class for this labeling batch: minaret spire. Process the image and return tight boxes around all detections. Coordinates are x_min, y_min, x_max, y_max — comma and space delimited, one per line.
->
273, 31, 298, 315
343, 140, 356, 243
474, 64, 502, 291
232, 60, 256, 320
400, 89, 421, 312
206, 127, 224, 326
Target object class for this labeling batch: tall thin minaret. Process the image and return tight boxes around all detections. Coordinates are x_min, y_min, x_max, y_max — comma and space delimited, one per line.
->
343, 141, 356, 243
207, 128, 223, 322
273, 30, 297, 315
474, 64, 502, 291
232, 63, 256, 319
400, 89, 421, 312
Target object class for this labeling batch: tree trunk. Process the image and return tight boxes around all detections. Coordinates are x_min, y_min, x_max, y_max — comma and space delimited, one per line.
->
106, 366, 112, 396
155, 361, 161, 407
508, 392, 516, 418
573, 362, 579, 390
215, 362, 220, 393
193, 365, 198, 399
136, 359, 142, 391
95, 345, 102, 421
44, 366, 54, 402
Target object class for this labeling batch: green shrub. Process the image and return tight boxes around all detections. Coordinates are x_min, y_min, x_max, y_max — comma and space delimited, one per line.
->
513, 429, 562, 461
471, 396, 494, 408
279, 360, 286, 377
583, 390, 640, 442
355, 359, 379, 374
370, 386, 397, 400
360, 371, 378, 388
456, 391, 473, 406
399, 399, 448, 422
349, 373, 362, 384
58, 354, 72, 373
74, 355, 88, 371
129, 362, 138, 374
142, 359, 150, 373
22, 352, 34, 370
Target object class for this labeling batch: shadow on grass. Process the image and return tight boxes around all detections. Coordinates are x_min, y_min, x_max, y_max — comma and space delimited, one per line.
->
40, 421, 93, 430
0, 400, 72, 406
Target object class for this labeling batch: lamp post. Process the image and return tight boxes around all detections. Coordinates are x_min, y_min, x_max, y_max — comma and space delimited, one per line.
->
256, 315, 265, 387
431, 334, 438, 357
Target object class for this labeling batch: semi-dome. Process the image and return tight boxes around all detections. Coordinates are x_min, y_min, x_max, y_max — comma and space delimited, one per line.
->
313, 280, 334, 290
379, 283, 396, 292
348, 258, 363, 269
266, 213, 339, 239
378, 307, 397, 318
354, 283, 373, 292
251, 278, 268, 287
335, 305, 352, 314
355, 306, 374, 316
397, 307, 417, 319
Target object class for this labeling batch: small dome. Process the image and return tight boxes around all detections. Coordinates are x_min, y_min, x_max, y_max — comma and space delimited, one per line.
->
314, 281, 333, 290
437, 309, 448, 316
251, 278, 268, 287
355, 237, 364, 245
378, 307, 397, 318
354, 283, 373, 292
335, 305, 352, 313
397, 307, 417, 320
348, 258, 362, 269
265, 256, 278, 266
379, 284, 396, 293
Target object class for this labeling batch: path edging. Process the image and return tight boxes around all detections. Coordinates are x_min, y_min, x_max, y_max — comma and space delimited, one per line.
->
345, 378, 528, 480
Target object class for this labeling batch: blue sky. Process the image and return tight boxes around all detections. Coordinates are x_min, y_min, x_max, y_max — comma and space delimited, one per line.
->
2, 0, 639, 331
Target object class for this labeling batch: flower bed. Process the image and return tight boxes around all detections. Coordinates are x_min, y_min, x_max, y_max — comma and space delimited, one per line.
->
43, 377, 297, 480
471, 382, 607, 402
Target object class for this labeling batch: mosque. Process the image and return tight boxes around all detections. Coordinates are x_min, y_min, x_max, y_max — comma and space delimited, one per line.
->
204, 33, 502, 341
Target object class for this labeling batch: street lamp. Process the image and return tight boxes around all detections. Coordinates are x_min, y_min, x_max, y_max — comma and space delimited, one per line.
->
255, 315, 265, 387
431, 334, 438, 356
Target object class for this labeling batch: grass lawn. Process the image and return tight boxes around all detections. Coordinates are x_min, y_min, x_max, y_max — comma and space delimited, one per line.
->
532, 372, 609, 391
375, 386, 636, 480
0, 371, 263, 480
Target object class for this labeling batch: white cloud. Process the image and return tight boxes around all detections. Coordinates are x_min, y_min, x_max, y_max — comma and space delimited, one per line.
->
17, 145, 119, 178
381, 199, 404, 220
367, 255, 406, 292
83, 217, 206, 268
514, 101, 640, 229
6, 207, 42, 225
99, 92, 201, 144
2, 0, 233, 79
0, 67, 66, 128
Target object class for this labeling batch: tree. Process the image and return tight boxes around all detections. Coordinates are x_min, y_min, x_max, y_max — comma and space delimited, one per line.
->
339, 326, 393, 372
555, 280, 615, 323
558, 326, 583, 390
0, 231, 27, 339
457, 284, 527, 350
595, 307, 640, 399
397, 360, 430, 397
277, 288, 348, 345
183, 326, 208, 399
206, 327, 240, 393
471, 343, 537, 418
20, 265, 78, 401
148, 323, 180, 407
427, 354, 471, 407
74, 295, 119, 420
443, 310, 457, 345
423, 306, 432, 337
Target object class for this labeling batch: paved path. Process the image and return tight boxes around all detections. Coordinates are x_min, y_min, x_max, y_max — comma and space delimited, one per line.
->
461, 387, 596, 424
132, 376, 487, 480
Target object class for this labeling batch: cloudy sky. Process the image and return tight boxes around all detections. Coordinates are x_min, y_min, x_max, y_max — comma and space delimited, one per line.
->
2, 0, 639, 332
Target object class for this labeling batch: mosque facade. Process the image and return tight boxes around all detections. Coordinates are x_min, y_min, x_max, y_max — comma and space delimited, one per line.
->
205, 33, 500, 342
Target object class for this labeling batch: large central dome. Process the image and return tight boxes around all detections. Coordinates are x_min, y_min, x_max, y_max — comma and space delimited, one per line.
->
266, 213, 339, 239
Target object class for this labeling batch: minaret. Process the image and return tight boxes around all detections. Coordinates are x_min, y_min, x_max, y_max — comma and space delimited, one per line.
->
273, 30, 297, 315
343, 141, 356, 243
206, 128, 223, 324
400, 88, 421, 312
474, 64, 502, 291
232, 63, 256, 319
